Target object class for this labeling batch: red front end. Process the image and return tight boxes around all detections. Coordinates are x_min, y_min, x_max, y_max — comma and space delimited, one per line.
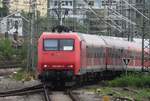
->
37, 32, 81, 81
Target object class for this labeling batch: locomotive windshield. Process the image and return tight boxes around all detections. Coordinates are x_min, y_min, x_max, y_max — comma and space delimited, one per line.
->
44, 39, 74, 51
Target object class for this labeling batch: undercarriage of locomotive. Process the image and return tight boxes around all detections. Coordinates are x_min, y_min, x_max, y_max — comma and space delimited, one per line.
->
38, 69, 122, 87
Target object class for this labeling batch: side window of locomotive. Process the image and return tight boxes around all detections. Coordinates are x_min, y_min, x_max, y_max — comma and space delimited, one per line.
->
60, 39, 74, 51
44, 39, 58, 50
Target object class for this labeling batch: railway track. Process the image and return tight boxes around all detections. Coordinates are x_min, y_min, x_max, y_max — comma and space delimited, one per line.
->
67, 90, 81, 101
0, 83, 51, 101
0, 83, 79, 101
0, 84, 43, 97
43, 84, 51, 101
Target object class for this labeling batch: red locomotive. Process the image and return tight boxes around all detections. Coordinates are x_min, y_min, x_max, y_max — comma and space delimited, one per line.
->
37, 32, 150, 82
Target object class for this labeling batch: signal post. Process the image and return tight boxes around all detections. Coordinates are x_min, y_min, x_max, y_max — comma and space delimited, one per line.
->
123, 58, 131, 76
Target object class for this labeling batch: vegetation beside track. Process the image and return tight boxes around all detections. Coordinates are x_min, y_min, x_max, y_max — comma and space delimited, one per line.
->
109, 72, 150, 88
84, 72, 150, 101
0, 38, 27, 68
0, 39, 15, 60
86, 87, 150, 101
12, 69, 36, 81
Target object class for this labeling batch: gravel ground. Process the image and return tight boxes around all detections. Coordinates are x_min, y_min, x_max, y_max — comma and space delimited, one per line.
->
0, 77, 41, 91
0, 94, 44, 101
0, 68, 21, 76
73, 90, 105, 101
50, 92, 72, 101
0, 76, 44, 101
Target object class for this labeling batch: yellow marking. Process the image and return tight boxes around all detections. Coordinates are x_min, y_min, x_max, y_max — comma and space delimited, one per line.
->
103, 96, 110, 101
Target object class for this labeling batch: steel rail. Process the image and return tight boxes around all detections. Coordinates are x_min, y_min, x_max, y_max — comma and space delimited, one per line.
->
66, 90, 80, 101
43, 84, 51, 101
0, 84, 43, 96
0, 88, 44, 97
0, 83, 51, 101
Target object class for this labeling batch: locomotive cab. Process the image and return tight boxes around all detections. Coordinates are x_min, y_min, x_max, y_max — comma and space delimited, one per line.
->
37, 32, 81, 82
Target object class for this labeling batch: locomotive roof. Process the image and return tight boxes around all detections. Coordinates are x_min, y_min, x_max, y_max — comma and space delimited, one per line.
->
41, 32, 78, 35
40, 32, 81, 39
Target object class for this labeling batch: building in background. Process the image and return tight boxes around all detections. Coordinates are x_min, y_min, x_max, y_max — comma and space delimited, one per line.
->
47, 0, 108, 34
48, 0, 101, 19
0, 0, 149, 37
0, 0, 47, 36
0, 12, 23, 36
2, 0, 47, 16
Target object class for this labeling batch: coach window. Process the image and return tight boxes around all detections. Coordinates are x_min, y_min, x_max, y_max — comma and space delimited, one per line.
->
100, 49, 102, 57
118, 50, 121, 61
110, 49, 112, 57
87, 52, 89, 58
95, 52, 97, 58
54, 1, 57, 6
102, 48, 104, 57
44, 39, 58, 50
69, 1, 72, 6
136, 52, 139, 59
137, 52, 140, 59
130, 51, 134, 58
98, 48, 100, 57
116, 50, 119, 58
60, 39, 74, 51
109, 49, 112, 57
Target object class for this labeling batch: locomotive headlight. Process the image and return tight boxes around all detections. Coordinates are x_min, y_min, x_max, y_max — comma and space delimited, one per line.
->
67, 65, 73, 68
44, 65, 48, 68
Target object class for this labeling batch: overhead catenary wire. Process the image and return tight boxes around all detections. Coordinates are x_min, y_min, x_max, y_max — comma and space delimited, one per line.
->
83, 0, 122, 32
122, 0, 150, 21
105, 16, 122, 30
107, 6, 136, 25
0, 11, 29, 23
90, 7, 122, 32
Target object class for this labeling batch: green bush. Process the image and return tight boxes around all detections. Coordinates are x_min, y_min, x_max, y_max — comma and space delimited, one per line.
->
0, 39, 28, 66
109, 73, 150, 88
16, 43, 28, 60
0, 39, 15, 60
